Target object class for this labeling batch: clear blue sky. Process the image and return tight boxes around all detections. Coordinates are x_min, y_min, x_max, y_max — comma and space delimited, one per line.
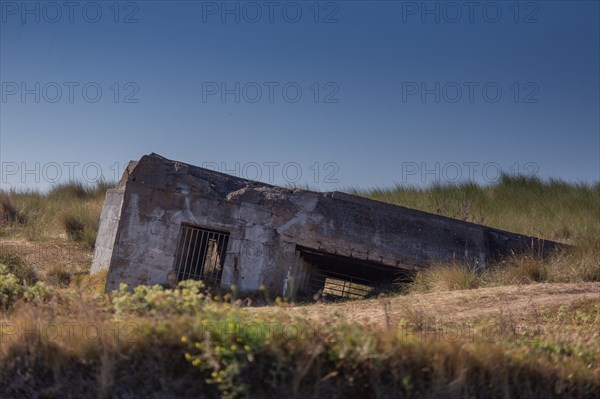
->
1, 0, 598, 190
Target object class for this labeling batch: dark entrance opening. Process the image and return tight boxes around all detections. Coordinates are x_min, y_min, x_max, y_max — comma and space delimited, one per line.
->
297, 245, 412, 301
173, 224, 229, 285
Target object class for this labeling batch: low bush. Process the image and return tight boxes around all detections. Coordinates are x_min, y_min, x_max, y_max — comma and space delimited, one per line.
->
410, 262, 480, 293
111, 280, 211, 318
0, 251, 37, 285
0, 263, 50, 309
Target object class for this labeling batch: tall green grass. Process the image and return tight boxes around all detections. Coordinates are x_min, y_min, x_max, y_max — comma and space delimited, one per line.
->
357, 175, 600, 291
356, 174, 600, 244
0, 181, 113, 248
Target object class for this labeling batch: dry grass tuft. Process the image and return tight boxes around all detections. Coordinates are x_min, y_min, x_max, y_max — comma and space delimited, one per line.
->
0, 194, 26, 225
62, 214, 85, 240
0, 181, 111, 247
411, 244, 600, 295
46, 264, 72, 287
48, 180, 113, 200
410, 262, 481, 293
70, 269, 108, 295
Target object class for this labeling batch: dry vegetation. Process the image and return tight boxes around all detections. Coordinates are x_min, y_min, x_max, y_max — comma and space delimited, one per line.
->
408, 246, 600, 294
0, 176, 598, 398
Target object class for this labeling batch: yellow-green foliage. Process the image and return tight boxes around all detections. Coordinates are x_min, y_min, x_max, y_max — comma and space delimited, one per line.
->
111, 280, 211, 318
0, 263, 51, 309
0, 251, 37, 284
538, 298, 600, 327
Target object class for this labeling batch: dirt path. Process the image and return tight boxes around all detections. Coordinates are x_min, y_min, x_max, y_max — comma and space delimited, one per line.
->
253, 282, 600, 327
0, 238, 92, 277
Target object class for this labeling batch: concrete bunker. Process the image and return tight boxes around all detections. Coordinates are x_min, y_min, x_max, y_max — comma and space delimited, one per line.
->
91, 153, 563, 299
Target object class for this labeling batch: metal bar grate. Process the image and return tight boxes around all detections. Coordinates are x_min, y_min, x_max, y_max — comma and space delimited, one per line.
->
173, 225, 229, 285
308, 269, 377, 301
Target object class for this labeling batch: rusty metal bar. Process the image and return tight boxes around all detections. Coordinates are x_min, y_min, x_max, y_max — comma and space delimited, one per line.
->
308, 269, 378, 300
175, 226, 191, 281
173, 225, 230, 285
190, 229, 206, 280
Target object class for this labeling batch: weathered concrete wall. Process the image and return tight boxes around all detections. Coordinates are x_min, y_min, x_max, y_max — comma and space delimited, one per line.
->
92, 153, 562, 295
90, 189, 124, 274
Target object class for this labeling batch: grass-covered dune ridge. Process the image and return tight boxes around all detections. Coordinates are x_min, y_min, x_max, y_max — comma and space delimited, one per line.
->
355, 174, 599, 244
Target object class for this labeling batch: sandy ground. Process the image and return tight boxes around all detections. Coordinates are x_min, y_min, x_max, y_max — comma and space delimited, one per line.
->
2, 236, 597, 337
0, 238, 92, 277
252, 282, 600, 328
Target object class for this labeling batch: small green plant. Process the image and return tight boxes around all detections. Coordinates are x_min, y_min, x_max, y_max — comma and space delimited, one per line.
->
0, 263, 24, 309
0, 251, 37, 285
180, 309, 315, 398
111, 280, 210, 318
0, 263, 51, 309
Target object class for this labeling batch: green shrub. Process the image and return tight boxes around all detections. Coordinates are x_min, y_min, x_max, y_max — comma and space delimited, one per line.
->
0, 263, 24, 309
0, 251, 37, 285
180, 305, 315, 398
111, 280, 210, 318
0, 263, 51, 309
